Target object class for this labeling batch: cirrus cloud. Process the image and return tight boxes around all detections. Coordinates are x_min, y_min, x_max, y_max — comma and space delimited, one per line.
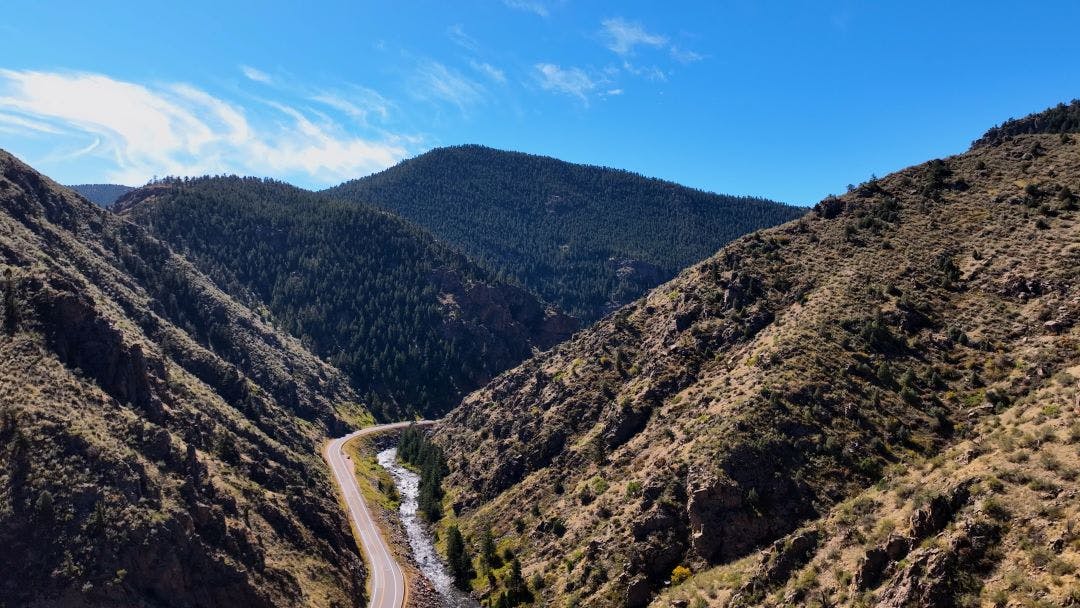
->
240, 65, 273, 84
534, 63, 595, 103
502, 0, 550, 17
0, 69, 409, 186
600, 18, 667, 55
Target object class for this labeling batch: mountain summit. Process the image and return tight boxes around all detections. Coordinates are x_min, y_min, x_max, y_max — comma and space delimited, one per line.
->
325, 145, 805, 321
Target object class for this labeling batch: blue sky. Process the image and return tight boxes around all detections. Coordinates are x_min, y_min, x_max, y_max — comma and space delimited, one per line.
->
1, 1, 1079, 204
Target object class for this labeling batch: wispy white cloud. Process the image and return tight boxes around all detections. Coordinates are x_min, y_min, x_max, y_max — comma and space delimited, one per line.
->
470, 60, 507, 84
534, 63, 595, 102
606, 88, 624, 96
600, 18, 667, 55
0, 111, 66, 135
0, 69, 408, 185
669, 46, 704, 64
411, 60, 486, 112
311, 86, 392, 126
240, 65, 273, 84
502, 0, 549, 17
447, 24, 480, 51
622, 61, 668, 82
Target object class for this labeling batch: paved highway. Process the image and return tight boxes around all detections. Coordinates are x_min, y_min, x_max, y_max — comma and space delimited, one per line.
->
324, 421, 435, 608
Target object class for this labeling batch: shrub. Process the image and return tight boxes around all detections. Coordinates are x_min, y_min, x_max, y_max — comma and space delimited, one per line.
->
577, 488, 594, 505
591, 477, 609, 495
671, 565, 692, 585
549, 517, 566, 537
877, 362, 893, 385
982, 497, 1011, 521
856, 456, 882, 478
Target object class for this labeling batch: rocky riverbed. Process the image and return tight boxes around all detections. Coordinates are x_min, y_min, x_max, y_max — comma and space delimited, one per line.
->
377, 448, 478, 608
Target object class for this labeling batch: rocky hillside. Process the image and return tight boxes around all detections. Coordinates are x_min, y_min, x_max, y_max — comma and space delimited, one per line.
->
431, 107, 1079, 607
325, 145, 805, 321
0, 151, 368, 606
67, 183, 134, 207
117, 177, 576, 420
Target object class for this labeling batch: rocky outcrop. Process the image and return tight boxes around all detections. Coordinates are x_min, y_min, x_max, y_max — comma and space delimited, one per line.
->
28, 275, 162, 418
876, 519, 1002, 608
728, 528, 820, 606
432, 268, 578, 375
854, 480, 972, 592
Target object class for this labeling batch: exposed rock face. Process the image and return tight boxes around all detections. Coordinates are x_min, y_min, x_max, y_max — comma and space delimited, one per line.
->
728, 527, 820, 605
876, 548, 956, 608
605, 257, 666, 314
434, 127, 1080, 606
853, 481, 971, 592
908, 482, 971, 540
432, 268, 578, 379
685, 447, 812, 565
876, 519, 1002, 608
33, 281, 156, 405
0, 149, 366, 607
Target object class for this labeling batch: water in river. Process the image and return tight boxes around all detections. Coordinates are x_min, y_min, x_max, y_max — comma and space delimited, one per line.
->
376, 447, 478, 608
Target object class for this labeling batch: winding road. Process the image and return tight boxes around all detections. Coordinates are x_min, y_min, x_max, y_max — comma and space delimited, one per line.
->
324, 421, 435, 608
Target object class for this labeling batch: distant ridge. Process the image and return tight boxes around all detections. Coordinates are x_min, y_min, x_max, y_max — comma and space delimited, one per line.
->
66, 183, 134, 207
325, 144, 806, 321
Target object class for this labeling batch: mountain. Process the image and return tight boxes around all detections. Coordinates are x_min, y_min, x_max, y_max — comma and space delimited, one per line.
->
428, 106, 1080, 607
0, 150, 368, 606
116, 177, 576, 420
324, 145, 806, 321
67, 183, 134, 207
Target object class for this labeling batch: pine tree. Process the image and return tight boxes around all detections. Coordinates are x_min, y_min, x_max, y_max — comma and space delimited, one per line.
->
446, 525, 472, 589
505, 558, 528, 604
480, 526, 498, 569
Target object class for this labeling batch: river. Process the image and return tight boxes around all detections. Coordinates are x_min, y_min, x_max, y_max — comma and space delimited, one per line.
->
376, 447, 478, 608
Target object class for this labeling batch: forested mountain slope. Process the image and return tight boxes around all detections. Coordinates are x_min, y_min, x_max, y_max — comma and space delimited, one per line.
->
0, 150, 367, 607
430, 107, 1080, 607
67, 183, 134, 207
117, 177, 575, 420
324, 145, 806, 321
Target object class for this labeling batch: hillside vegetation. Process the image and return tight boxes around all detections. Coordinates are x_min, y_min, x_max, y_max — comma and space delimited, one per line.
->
0, 151, 368, 607
430, 108, 1080, 607
325, 145, 805, 321
118, 177, 575, 420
